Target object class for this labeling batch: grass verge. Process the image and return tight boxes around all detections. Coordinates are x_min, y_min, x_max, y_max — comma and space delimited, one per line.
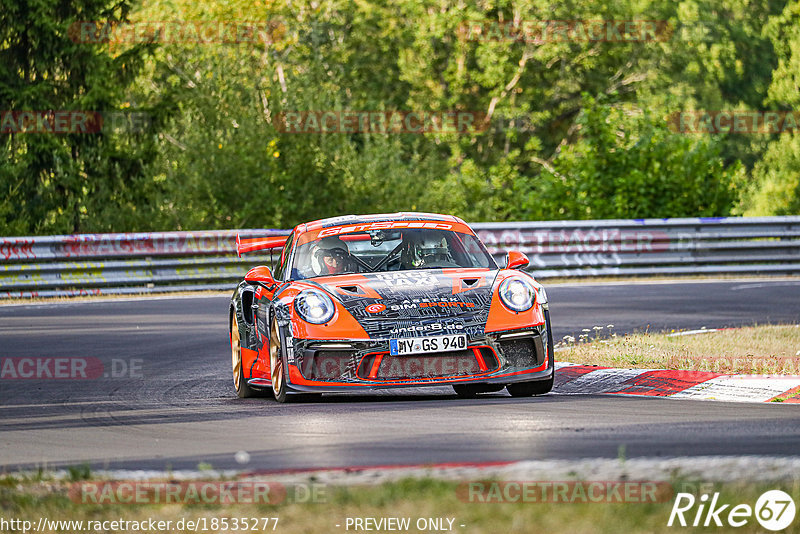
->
557, 324, 800, 376
2, 476, 799, 534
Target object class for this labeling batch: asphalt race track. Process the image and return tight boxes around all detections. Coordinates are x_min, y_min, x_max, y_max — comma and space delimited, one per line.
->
1, 278, 800, 472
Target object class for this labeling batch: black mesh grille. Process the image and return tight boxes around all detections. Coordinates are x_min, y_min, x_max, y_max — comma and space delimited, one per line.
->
498, 336, 544, 367
375, 350, 480, 379
300, 351, 352, 380
354, 347, 496, 380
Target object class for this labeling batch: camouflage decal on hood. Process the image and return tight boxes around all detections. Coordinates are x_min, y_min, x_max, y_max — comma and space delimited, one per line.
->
317, 269, 497, 340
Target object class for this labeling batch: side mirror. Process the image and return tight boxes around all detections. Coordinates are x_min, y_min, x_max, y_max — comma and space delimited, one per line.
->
244, 265, 276, 287
505, 250, 530, 270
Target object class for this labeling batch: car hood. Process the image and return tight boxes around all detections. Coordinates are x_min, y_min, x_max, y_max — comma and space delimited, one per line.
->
313, 269, 498, 339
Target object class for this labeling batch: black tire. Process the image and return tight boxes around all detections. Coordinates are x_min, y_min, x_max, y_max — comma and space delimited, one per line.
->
453, 384, 505, 398
507, 376, 553, 397
269, 316, 288, 403
231, 314, 260, 398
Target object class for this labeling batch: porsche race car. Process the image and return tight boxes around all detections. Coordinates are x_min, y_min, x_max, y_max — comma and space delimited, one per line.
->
229, 212, 553, 402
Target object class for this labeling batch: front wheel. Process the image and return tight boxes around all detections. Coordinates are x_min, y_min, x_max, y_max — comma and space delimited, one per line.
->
269, 316, 288, 403
507, 376, 553, 397
508, 314, 555, 397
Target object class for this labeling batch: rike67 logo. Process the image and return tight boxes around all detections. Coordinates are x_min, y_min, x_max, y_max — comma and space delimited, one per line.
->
668, 490, 796, 531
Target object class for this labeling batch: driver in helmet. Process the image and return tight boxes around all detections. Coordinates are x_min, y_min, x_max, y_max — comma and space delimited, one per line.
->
402, 231, 451, 268
314, 236, 353, 275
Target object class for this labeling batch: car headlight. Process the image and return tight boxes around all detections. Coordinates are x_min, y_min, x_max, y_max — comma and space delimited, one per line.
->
498, 277, 535, 312
295, 289, 335, 324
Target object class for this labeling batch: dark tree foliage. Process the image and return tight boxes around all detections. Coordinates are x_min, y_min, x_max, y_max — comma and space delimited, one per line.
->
1, 0, 796, 235
0, 0, 166, 234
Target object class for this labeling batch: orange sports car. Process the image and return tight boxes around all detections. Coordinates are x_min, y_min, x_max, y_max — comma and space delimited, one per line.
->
229, 212, 553, 402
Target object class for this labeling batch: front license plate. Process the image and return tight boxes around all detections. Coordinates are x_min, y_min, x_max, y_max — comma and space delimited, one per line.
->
389, 334, 468, 356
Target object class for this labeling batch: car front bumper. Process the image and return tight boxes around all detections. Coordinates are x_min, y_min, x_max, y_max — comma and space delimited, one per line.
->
247, 319, 554, 393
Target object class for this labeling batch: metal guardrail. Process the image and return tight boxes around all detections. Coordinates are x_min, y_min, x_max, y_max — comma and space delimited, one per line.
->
473, 216, 800, 278
0, 229, 289, 298
1, 216, 799, 298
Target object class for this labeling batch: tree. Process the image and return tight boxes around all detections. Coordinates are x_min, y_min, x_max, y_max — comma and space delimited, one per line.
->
744, 0, 800, 215
515, 97, 741, 220
4, 0, 784, 235
0, 0, 164, 235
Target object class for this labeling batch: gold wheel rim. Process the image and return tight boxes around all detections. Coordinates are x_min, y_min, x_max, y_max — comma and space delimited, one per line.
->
231, 315, 242, 391
269, 319, 283, 396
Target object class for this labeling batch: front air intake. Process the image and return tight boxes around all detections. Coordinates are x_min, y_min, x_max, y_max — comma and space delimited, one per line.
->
357, 347, 498, 380
300, 351, 353, 380
497, 336, 545, 367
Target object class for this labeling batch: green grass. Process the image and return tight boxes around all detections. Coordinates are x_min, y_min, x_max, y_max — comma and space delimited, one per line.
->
557, 324, 800, 376
1, 476, 799, 533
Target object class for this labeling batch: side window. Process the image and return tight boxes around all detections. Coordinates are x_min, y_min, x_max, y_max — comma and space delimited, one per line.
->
273, 232, 294, 281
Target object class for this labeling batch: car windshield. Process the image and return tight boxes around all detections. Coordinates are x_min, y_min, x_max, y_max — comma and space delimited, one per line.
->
290, 228, 497, 279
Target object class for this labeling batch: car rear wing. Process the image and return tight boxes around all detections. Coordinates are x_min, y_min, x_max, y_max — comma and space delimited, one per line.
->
235, 234, 288, 257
